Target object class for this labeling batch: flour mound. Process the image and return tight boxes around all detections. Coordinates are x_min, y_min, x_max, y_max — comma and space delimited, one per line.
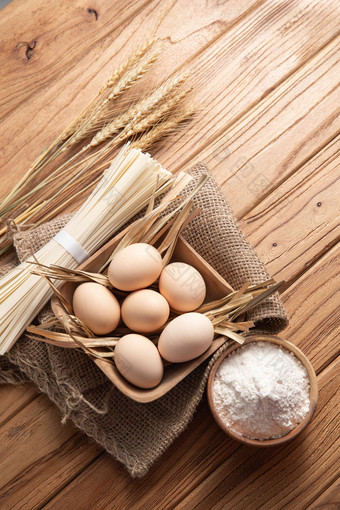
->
212, 342, 310, 440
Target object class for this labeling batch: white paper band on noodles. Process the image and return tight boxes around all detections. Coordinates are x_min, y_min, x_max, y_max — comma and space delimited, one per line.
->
54, 230, 89, 264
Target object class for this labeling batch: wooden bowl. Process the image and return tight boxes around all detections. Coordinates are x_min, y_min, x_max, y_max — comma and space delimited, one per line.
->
51, 234, 234, 403
207, 335, 318, 446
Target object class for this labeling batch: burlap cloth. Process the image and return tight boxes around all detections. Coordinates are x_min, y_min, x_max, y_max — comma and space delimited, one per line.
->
0, 164, 288, 477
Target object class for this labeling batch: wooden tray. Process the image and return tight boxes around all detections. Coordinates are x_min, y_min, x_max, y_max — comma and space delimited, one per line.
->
51, 235, 233, 403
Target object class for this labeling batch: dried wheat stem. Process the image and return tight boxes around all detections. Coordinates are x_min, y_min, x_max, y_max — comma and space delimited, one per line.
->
0, 104, 193, 248
26, 327, 120, 348
0, 41, 160, 221
0, 144, 118, 245
0, 146, 51, 214
98, 71, 189, 141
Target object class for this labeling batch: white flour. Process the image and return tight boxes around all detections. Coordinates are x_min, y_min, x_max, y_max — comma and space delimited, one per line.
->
212, 341, 310, 440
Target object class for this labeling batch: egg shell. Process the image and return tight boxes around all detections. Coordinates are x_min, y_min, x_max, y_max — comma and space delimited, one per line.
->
122, 289, 170, 333
72, 282, 120, 335
108, 243, 163, 291
159, 262, 206, 312
115, 334, 164, 388
158, 312, 214, 363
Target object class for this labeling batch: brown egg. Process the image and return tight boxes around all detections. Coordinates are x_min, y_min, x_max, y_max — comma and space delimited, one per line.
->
159, 262, 206, 312
158, 312, 214, 362
115, 334, 164, 388
108, 243, 163, 291
121, 289, 170, 333
72, 282, 120, 335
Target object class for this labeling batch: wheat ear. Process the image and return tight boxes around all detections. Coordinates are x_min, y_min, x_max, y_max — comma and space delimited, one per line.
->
66, 44, 160, 149
118, 87, 192, 142
61, 39, 157, 143
100, 38, 156, 92
89, 72, 190, 147
130, 105, 196, 151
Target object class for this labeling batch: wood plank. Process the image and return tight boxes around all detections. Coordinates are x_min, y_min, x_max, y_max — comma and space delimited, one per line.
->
43, 399, 239, 510
174, 358, 339, 510
308, 478, 340, 509
0, 0, 338, 507
282, 243, 340, 374
0, 383, 37, 426
0, 0, 148, 114
155, 0, 340, 175
0, 394, 102, 510
2, 0, 339, 211
240, 134, 340, 281
0, 0, 260, 197
158, 35, 340, 220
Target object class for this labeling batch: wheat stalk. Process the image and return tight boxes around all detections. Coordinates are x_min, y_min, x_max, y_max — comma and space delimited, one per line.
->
120, 88, 192, 142
66, 43, 161, 149
61, 39, 157, 142
90, 84, 191, 148
0, 104, 194, 248
0, 105, 192, 255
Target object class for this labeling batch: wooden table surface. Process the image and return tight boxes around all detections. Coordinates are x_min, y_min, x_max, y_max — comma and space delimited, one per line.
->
0, 0, 339, 508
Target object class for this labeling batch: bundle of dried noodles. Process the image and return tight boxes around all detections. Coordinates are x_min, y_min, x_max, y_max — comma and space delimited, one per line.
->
0, 146, 172, 354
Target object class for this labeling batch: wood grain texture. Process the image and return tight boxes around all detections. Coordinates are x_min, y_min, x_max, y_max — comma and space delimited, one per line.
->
180, 35, 340, 219
0, 394, 102, 510
240, 134, 340, 281
0, 383, 36, 427
155, 0, 340, 173
0, 0, 339, 508
282, 243, 340, 374
44, 401, 238, 510
308, 478, 340, 509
